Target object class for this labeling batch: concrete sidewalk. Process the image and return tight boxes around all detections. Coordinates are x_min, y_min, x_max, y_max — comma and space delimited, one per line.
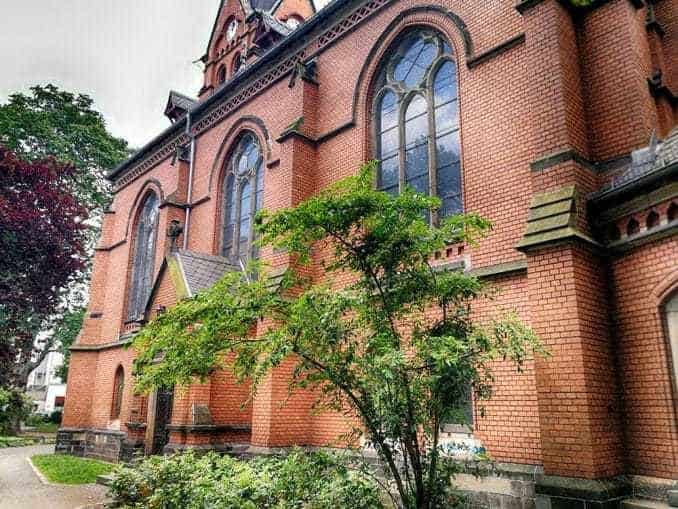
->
0, 444, 108, 509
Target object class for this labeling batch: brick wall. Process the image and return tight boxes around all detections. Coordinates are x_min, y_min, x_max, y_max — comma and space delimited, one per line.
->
611, 236, 678, 479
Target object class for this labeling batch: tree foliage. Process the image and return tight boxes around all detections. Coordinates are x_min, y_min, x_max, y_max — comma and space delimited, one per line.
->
133, 163, 545, 508
54, 308, 86, 382
0, 146, 89, 387
110, 449, 385, 509
0, 84, 130, 213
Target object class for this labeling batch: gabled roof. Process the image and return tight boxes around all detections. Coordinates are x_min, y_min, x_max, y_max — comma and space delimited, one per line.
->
592, 128, 678, 203
175, 250, 237, 297
144, 250, 237, 318
164, 90, 198, 122
204, 0, 297, 60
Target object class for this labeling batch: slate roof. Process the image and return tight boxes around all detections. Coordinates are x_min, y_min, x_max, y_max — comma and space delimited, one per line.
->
164, 91, 198, 120
176, 250, 238, 296
592, 128, 678, 202
250, 0, 280, 11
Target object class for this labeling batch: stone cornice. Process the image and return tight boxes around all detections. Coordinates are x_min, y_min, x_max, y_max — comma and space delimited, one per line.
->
70, 337, 133, 352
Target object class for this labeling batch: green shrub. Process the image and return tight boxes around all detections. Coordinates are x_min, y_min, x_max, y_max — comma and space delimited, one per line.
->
48, 410, 63, 424
0, 388, 30, 435
109, 450, 387, 509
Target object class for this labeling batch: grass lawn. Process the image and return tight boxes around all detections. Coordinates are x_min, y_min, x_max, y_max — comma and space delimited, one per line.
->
0, 436, 40, 448
31, 454, 115, 484
33, 422, 59, 433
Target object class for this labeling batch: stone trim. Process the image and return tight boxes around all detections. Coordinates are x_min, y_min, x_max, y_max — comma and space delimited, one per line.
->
530, 149, 600, 174
535, 474, 631, 502
70, 338, 133, 352
94, 239, 126, 252
467, 34, 525, 69
517, 186, 602, 251
468, 259, 528, 279
607, 221, 678, 254
516, 0, 644, 15
166, 423, 252, 433
596, 181, 678, 224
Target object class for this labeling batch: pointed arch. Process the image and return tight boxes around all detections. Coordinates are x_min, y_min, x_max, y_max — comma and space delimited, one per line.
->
371, 26, 463, 223
111, 365, 125, 420
217, 131, 265, 263
127, 190, 160, 321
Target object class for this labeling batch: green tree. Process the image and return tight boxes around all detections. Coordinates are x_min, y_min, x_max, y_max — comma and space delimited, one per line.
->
53, 308, 86, 382
0, 84, 130, 213
133, 163, 545, 508
0, 85, 129, 386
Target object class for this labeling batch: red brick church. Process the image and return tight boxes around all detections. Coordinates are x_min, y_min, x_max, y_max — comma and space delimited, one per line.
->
58, 0, 678, 505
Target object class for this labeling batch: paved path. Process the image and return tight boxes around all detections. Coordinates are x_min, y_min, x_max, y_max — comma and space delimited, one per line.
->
0, 445, 108, 509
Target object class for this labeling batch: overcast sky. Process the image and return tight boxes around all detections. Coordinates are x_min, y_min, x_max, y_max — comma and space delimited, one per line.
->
0, 1, 227, 148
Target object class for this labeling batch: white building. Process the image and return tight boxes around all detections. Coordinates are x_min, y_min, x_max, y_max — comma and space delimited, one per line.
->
26, 351, 66, 414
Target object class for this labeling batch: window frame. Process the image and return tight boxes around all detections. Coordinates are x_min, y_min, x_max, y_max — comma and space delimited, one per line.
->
372, 29, 463, 225
220, 133, 264, 264
127, 192, 159, 322
111, 366, 125, 421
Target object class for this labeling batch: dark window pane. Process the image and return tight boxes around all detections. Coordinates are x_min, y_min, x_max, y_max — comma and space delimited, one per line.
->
434, 100, 459, 134
128, 193, 159, 320
433, 61, 457, 106
380, 127, 399, 159
436, 131, 460, 168
394, 36, 438, 88
254, 163, 264, 212
437, 162, 462, 217
379, 154, 399, 190
405, 144, 429, 194
405, 95, 428, 150
379, 90, 398, 131
222, 175, 236, 254
238, 180, 251, 256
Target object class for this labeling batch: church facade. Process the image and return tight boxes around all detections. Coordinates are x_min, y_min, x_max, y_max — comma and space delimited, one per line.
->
58, 0, 678, 506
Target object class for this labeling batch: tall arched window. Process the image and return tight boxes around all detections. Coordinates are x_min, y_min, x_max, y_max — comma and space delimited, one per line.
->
111, 366, 124, 420
221, 133, 264, 264
374, 29, 462, 220
127, 192, 159, 320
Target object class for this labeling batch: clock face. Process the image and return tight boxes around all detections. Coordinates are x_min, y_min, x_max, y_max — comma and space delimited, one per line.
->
226, 19, 238, 41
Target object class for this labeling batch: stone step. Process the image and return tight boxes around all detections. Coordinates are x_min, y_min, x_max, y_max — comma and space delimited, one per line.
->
622, 499, 670, 509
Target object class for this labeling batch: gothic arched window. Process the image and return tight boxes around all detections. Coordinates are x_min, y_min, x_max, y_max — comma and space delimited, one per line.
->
111, 366, 124, 420
221, 133, 264, 264
374, 29, 462, 220
127, 192, 159, 320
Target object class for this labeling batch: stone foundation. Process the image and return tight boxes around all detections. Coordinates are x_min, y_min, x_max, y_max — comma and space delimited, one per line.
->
56, 427, 142, 463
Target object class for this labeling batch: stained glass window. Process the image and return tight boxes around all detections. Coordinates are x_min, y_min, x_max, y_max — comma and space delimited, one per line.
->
374, 29, 462, 221
127, 192, 159, 320
222, 134, 264, 264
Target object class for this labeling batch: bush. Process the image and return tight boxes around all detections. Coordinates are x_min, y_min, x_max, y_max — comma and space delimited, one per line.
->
0, 388, 30, 435
48, 410, 63, 424
109, 450, 387, 509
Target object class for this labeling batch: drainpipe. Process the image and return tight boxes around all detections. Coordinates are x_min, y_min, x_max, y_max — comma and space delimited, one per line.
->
183, 112, 196, 250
